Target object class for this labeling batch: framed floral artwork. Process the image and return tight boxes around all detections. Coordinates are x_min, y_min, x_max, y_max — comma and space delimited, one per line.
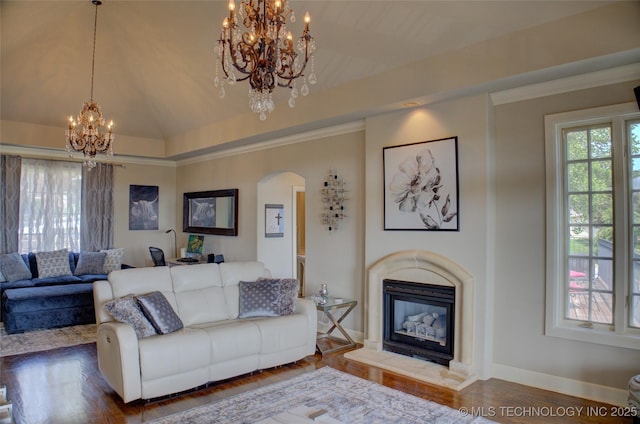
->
383, 136, 459, 231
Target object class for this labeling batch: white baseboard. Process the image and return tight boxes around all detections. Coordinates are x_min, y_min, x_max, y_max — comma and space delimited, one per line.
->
492, 363, 628, 407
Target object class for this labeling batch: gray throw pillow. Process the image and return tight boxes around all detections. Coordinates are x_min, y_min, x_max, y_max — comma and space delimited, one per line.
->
277, 278, 299, 315
74, 251, 107, 276
239, 278, 300, 318
239, 280, 280, 318
137, 291, 183, 334
104, 295, 157, 338
36, 248, 72, 278
256, 277, 299, 316
0, 253, 32, 282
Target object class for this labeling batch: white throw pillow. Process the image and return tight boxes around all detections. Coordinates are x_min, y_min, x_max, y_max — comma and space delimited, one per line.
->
36, 248, 72, 278
100, 248, 124, 273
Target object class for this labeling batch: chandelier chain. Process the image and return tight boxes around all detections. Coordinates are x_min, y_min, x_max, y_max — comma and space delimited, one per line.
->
90, 0, 99, 101
65, 0, 114, 169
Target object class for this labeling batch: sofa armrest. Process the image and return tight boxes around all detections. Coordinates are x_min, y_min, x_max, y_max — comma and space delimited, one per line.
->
296, 298, 318, 355
96, 322, 142, 403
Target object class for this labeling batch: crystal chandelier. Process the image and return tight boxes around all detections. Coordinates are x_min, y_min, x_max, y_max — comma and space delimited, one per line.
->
65, 0, 114, 169
214, 0, 317, 121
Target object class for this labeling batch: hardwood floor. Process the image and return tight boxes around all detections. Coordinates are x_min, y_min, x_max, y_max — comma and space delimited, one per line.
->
0, 342, 634, 424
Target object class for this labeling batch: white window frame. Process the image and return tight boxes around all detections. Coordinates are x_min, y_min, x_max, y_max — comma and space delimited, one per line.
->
545, 102, 640, 350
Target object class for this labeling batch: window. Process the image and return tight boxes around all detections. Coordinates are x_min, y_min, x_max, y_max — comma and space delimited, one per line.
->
545, 102, 640, 349
19, 159, 82, 253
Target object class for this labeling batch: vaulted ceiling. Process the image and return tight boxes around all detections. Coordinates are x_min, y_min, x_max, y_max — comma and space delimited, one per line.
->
0, 1, 627, 160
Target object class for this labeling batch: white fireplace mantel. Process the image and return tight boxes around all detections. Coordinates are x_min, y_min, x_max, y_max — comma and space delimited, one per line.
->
345, 250, 477, 390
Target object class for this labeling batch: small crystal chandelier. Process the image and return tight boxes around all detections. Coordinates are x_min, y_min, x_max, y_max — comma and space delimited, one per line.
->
65, 0, 114, 169
214, 0, 317, 121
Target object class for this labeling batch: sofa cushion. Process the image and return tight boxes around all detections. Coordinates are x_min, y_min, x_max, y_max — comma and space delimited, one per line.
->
36, 249, 72, 278
104, 295, 157, 338
76, 274, 108, 283
0, 253, 33, 282
138, 328, 210, 381
137, 291, 183, 334
4, 283, 94, 313
171, 264, 227, 326
101, 248, 124, 273
74, 251, 107, 276
32, 275, 83, 286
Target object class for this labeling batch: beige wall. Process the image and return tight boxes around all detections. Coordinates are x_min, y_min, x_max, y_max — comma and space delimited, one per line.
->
364, 95, 493, 379
176, 131, 366, 331
493, 80, 640, 390
113, 163, 176, 267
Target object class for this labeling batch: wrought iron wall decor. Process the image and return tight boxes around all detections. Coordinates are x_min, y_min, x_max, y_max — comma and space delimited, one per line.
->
321, 169, 346, 231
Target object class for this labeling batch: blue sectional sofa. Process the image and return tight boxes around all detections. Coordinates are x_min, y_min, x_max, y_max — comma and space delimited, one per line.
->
0, 249, 129, 334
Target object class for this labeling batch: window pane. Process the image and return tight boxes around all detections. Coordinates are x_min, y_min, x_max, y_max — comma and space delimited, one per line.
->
630, 120, 640, 155
589, 127, 611, 159
566, 130, 588, 160
590, 160, 612, 191
631, 295, 640, 329
591, 194, 612, 225
593, 258, 613, 291
632, 194, 640, 224
567, 162, 588, 192
590, 293, 613, 324
592, 227, 612, 258
568, 232, 589, 256
569, 258, 589, 280
567, 290, 589, 321
568, 194, 589, 224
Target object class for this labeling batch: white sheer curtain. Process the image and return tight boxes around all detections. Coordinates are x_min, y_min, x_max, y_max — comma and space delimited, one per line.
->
18, 159, 82, 253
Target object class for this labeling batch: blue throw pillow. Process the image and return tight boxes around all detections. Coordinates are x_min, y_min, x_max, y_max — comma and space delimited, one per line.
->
0, 252, 33, 283
74, 251, 107, 276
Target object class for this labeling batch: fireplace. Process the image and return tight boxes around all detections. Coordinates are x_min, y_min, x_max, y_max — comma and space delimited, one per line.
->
383, 279, 454, 366
344, 250, 477, 390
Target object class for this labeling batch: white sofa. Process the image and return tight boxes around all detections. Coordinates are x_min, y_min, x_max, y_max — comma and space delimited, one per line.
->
93, 262, 317, 403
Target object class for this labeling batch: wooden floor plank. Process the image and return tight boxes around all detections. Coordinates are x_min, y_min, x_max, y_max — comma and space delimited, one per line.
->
0, 343, 634, 424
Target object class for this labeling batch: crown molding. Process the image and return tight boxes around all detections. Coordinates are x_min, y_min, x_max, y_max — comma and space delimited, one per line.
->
0, 143, 176, 168
490, 63, 640, 106
176, 120, 365, 167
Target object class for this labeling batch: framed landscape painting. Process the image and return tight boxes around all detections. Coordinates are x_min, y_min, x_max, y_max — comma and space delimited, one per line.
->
383, 137, 459, 231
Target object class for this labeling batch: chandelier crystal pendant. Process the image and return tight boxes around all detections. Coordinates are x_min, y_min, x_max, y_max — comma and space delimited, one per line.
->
65, 0, 114, 169
214, 0, 317, 121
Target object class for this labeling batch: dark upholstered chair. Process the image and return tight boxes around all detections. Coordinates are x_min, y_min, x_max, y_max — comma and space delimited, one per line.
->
149, 247, 166, 267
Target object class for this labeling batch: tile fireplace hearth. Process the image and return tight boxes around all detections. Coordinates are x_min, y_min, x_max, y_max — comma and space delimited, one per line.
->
345, 250, 477, 391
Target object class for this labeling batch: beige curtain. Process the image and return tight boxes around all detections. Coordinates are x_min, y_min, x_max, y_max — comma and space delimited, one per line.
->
0, 155, 22, 254
81, 163, 114, 251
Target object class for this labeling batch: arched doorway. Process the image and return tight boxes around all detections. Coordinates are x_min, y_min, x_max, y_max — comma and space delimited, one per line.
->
256, 172, 305, 291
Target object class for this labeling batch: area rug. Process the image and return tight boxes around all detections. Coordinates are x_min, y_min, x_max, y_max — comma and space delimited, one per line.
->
149, 367, 493, 424
0, 323, 96, 357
